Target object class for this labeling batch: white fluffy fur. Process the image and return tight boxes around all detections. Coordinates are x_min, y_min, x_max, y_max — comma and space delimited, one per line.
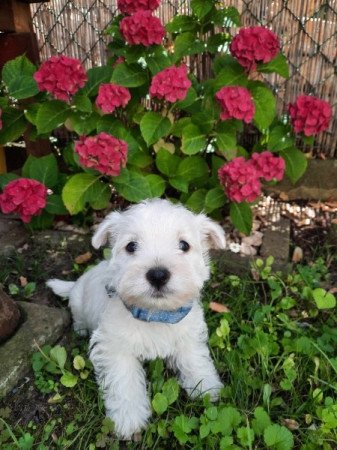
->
47, 199, 226, 439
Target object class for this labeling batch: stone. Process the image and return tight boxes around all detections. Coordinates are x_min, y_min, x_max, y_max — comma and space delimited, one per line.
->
0, 216, 29, 256
0, 301, 70, 398
0, 288, 21, 343
211, 218, 291, 276
264, 159, 337, 201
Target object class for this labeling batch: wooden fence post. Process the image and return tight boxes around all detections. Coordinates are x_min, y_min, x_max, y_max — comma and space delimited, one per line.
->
0, 0, 51, 172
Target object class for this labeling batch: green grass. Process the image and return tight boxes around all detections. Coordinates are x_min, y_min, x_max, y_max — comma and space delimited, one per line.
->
1, 257, 337, 449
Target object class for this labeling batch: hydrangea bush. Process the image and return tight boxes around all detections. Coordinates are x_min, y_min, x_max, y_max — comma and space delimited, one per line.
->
0, 0, 332, 232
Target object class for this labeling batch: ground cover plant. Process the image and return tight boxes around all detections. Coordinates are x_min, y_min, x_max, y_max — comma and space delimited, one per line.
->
1, 249, 336, 449
0, 0, 332, 234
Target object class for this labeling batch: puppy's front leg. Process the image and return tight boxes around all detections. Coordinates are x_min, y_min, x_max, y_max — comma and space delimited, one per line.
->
172, 339, 223, 401
90, 337, 151, 439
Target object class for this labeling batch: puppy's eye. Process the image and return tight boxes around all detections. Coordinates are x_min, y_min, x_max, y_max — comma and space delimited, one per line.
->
125, 241, 138, 253
179, 240, 190, 252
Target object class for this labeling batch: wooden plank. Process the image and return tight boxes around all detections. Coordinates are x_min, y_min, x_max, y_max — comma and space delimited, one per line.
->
0, 147, 7, 174
0, 32, 40, 69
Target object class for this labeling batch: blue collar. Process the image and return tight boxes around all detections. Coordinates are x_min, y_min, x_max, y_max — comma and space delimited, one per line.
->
105, 285, 193, 324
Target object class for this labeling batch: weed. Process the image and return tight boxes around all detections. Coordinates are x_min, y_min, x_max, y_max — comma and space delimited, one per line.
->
1, 258, 336, 449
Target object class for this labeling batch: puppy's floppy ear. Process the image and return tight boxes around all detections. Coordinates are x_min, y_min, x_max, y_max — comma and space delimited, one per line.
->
92, 211, 122, 249
198, 214, 226, 250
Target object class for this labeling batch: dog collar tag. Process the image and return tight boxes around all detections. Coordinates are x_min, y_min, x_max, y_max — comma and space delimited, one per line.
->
126, 303, 193, 324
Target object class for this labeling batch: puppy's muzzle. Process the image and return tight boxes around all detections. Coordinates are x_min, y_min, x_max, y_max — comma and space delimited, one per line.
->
146, 267, 171, 290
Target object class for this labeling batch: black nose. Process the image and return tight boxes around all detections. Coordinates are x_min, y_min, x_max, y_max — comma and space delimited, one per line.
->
146, 267, 171, 290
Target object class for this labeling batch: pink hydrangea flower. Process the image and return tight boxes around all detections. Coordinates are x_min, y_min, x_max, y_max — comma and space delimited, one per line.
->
149, 65, 191, 103
215, 86, 255, 123
120, 10, 165, 46
74, 133, 128, 176
0, 178, 47, 223
117, 0, 160, 15
34, 55, 87, 101
218, 157, 261, 203
95, 84, 131, 114
230, 26, 280, 71
250, 151, 285, 181
288, 95, 332, 136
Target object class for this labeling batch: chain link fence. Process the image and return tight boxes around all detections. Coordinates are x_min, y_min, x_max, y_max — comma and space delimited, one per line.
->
30, 0, 337, 157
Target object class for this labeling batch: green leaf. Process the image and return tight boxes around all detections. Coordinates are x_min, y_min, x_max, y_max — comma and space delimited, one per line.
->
73, 355, 86, 371
140, 112, 171, 146
0, 173, 19, 189
169, 177, 189, 193
113, 169, 165, 202
230, 202, 252, 235
175, 87, 198, 110
205, 187, 226, 212
86, 179, 111, 210
67, 111, 98, 135
279, 147, 307, 184
60, 372, 78, 388
264, 424, 294, 450
268, 125, 294, 151
45, 194, 68, 215
2, 56, 36, 81
252, 407, 272, 436
249, 83, 276, 131
173, 32, 205, 61
111, 63, 148, 87
258, 53, 289, 79
146, 48, 173, 75
200, 423, 211, 439
213, 54, 244, 77
2, 55, 36, 84
191, 111, 216, 134
145, 174, 166, 197
0, 108, 27, 145
176, 156, 209, 181
214, 6, 241, 27
237, 426, 255, 447
27, 153, 59, 188
181, 124, 206, 155
185, 189, 207, 212
162, 378, 180, 405
81, 65, 113, 97
156, 149, 181, 177
50, 345, 67, 370
62, 173, 102, 215
217, 406, 242, 435
215, 120, 238, 155
191, 0, 213, 19
171, 117, 192, 137
166, 15, 198, 34
36, 101, 69, 134
312, 288, 336, 309
205, 406, 218, 421
152, 393, 168, 415
207, 33, 230, 53
213, 61, 247, 90
73, 93, 93, 113
7, 76, 39, 100
28, 211, 54, 230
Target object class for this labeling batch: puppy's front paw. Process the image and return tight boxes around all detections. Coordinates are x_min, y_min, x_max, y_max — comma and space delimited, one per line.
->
106, 405, 151, 440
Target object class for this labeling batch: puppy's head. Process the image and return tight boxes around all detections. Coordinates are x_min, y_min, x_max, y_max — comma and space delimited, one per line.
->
92, 199, 225, 310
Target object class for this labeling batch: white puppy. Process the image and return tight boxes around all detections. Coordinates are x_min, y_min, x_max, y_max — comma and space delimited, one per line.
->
47, 199, 225, 439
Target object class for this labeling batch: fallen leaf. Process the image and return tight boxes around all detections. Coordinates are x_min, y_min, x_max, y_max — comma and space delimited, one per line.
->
19, 276, 28, 287
240, 242, 257, 256
74, 252, 92, 264
279, 192, 289, 201
292, 246, 303, 263
209, 302, 230, 313
282, 418, 299, 430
